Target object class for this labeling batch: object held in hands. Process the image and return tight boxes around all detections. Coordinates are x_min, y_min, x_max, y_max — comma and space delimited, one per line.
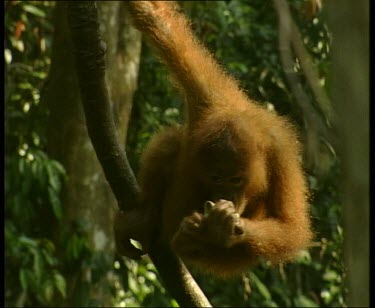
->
204, 201, 216, 216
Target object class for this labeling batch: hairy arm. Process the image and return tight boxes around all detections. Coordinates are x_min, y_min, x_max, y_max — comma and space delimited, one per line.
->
126, 1, 248, 120
226, 123, 312, 263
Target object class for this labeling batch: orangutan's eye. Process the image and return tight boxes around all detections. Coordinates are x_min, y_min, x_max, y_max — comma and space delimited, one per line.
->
229, 176, 243, 185
211, 175, 222, 183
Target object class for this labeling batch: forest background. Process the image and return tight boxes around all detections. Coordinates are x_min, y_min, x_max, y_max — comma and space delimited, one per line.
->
4, 1, 368, 307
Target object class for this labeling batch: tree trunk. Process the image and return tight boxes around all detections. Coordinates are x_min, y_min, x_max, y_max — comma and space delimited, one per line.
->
42, 1, 141, 305
98, 1, 142, 144
326, 1, 369, 306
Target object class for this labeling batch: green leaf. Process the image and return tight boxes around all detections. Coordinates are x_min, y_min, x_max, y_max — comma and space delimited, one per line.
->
323, 269, 339, 282
249, 272, 271, 301
41, 249, 56, 266
18, 82, 33, 90
31, 159, 38, 176
11, 93, 22, 101
128, 275, 139, 294
19, 269, 28, 290
50, 160, 66, 175
47, 186, 62, 220
293, 294, 319, 307
19, 236, 38, 247
30, 71, 47, 79
54, 273, 66, 298
43, 283, 54, 302
23, 4, 46, 18
264, 299, 278, 307
46, 162, 61, 191
42, 239, 55, 253
19, 158, 25, 174
70, 235, 79, 260
32, 249, 42, 282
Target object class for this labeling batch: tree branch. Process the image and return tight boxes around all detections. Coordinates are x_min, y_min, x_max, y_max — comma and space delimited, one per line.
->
273, 0, 335, 169
66, 1, 211, 307
67, 1, 139, 212
273, 0, 326, 133
278, 0, 335, 127
290, 20, 336, 127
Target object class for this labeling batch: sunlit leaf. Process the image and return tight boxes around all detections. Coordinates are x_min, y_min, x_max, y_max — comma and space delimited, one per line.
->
19, 269, 28, 290
323, 269, 339, 282
19, 236, 38, 247
54, 272, 67, 298
294, 294, 319, 307
128, 275, 139, 294
4, 48, 12, 64
15, 40, 25, 52
23, 4, 46, 18
43, 283, 54, 302
30, 71, 47, 79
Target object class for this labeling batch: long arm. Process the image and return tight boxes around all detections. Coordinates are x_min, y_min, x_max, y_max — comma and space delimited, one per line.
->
223, 122, 312, 262
127, 1, 249, 123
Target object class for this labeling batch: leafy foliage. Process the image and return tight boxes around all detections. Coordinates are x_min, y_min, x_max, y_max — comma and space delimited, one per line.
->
4, 1, 68, 306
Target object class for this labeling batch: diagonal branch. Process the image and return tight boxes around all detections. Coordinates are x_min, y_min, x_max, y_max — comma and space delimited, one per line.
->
278, 0, 335, 127
273, 0, 328, 136
66, 1, 211, 307
290, 20, 336, 127
273, 0, 337, 144
273, 0, 337, 168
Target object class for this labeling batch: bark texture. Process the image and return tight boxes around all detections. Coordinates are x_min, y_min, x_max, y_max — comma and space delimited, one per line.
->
327, 1, 369, 306
43, 1, 141, 305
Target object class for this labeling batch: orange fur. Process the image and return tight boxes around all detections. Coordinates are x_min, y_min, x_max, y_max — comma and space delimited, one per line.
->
126, 1, 312, 278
